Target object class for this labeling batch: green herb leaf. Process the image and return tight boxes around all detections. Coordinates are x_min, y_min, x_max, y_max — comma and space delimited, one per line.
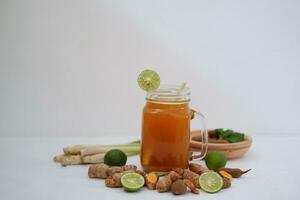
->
215, 129, 245, 143
215, 128, 224, 136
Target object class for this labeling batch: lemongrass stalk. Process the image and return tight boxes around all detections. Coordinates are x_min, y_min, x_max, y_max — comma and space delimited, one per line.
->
129, 140, 141, 144
82, 150, 140, 164
177, 82, 187, 95
124, 151, 140, 157
53, 154, 83, 166
80, 145, 140, 156
64, 143, 140, 155
82, 153, 105, 164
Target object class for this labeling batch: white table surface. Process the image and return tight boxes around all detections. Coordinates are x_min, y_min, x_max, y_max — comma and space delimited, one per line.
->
0, 135, 300, 200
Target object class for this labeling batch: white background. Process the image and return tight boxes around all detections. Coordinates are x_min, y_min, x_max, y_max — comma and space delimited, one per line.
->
1, 0, 300, 137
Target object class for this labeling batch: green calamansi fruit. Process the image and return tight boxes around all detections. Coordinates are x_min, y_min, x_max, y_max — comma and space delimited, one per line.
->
205, 151, 227, 171
104, 149, 127, 166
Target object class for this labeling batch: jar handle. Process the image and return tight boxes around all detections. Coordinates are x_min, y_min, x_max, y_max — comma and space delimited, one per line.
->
190, 109, 208, 160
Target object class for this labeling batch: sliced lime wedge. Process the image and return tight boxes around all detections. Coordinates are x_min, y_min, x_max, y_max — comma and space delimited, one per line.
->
137, 69, 160, 91
199, 171, 223, 193
121, 172, 145, 192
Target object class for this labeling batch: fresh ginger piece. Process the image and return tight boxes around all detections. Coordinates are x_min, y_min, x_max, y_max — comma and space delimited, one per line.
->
106, 165, 137, 177
105, 172, 123, 187
157, 171, 181, 192
145, 173, 158, 190
122, 165, 138, 172
157, 177, 172, 192
105, 170, 136, 188
168, 171, 181, 181
172, 168, 184, 176
189, 163, 209, 175
88, 163, 110, 178
183, 179, 199, 194
88, 164, 137, 179
183, 169, 200, 188
106, 166, 124, 177
171, 180, 187, 195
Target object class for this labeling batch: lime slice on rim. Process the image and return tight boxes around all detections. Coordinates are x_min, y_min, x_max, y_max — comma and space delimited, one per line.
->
121, 172, 145, 192
137, 69, 160, 91
199, 171, 223, 193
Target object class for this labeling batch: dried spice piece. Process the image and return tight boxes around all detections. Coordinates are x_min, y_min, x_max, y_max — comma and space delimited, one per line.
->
219, 168, 251, 178
219, 170, 233, 179
183, 169, 200, 188
222, 178, 231, 189
171, 180, 187, 195
189, 163, 210, 175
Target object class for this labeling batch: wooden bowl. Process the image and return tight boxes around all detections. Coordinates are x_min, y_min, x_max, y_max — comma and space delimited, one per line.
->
189, 130, 252, 160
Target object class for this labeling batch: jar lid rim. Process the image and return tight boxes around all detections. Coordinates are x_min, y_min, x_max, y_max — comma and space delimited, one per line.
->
146, 84, 190, 102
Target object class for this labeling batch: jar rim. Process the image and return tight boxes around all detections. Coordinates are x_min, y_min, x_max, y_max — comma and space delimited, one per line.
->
146, 84, 191, 102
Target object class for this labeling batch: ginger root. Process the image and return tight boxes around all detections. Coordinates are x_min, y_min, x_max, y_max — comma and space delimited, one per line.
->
183, 169, 200, 188
172, 168, 184, 176
105, 172, 123, 187
88, 163, 137, 178
105, 170, 136, 187
88, 163, 110, 178
145, 172, 158, 190
189, 163, 209, 175
171, 180, 187, 195
183, 179, 199, 194
156, 171, 181, 192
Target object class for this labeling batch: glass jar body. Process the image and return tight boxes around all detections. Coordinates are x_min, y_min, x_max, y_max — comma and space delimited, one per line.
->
140, 100, 191, 172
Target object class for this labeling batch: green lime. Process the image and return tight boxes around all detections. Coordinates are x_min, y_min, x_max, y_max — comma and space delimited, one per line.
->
199, 171, 223, 193
137, 69, 160, 91
121, 172, 145, 192
104, 149, 127, 166
205, 151, 227, 171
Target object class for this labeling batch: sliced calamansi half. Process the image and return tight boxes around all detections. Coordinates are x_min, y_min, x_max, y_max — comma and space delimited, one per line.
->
137, 69, 160, 91
121, 172, 145, 192
199, 171, 223, 193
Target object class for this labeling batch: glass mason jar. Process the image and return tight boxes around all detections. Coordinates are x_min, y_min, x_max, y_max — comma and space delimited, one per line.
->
140, 85, 208, 172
